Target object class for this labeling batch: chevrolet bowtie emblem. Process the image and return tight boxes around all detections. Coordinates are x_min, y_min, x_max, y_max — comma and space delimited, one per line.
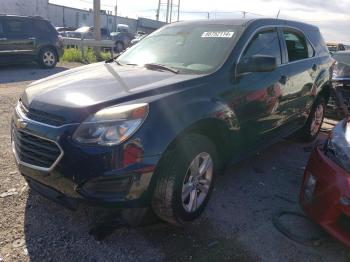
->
15, 118, 27, 129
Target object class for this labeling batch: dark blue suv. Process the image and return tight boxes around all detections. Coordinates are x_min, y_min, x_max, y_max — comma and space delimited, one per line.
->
0, 15, 63, 68
11, 19, 332, 225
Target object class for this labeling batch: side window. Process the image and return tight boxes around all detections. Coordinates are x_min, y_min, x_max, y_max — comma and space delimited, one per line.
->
3, 19, 26, 34
0, 21, 3, 34
242, 29, 282, 65
283, 30, 309, 62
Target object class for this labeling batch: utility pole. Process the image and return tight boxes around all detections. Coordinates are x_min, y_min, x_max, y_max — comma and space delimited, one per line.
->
166, 0, 170, 23
156, 0, 161, 21
177, 0, 180, 21
93, 0, 101, 58
114, 0, 118, 31
169, 0, 173, 22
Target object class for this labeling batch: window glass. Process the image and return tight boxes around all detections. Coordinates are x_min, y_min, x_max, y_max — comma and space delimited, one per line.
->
0, 22, 3, 34
118, 24, 239, 74
283, 30, 308, 62
34, 20, 53, 34
307, 41, 315, 58
3, 19, 26, 34
242, 29, 281, 65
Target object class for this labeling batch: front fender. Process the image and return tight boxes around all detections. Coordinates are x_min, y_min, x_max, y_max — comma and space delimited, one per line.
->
135, 96, 240, 157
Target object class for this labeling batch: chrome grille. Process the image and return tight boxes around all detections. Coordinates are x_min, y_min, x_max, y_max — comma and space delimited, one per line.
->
12, 124, 62, 170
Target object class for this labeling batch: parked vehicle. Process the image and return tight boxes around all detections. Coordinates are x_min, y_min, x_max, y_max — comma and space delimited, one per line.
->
325, 51, 350, 119
12, 19, 332, 225
110, 24, 134, 52
64, 26, 110, 40
327, 42, 346, 53
300, 117, 350, 247
130, 33, 147, 46
0, 15, 63, 68
55, 26, 75, 33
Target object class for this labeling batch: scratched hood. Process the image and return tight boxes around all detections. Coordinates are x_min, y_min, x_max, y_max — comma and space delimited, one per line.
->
21, 62, 198, 123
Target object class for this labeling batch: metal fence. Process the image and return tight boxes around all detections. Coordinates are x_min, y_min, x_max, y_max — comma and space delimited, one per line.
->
62, 37, 116, 59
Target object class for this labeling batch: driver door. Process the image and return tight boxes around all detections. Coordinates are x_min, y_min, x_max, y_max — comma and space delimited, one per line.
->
230, 28, 290, 147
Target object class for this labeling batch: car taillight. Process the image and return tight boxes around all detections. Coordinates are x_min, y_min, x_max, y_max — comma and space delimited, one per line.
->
58, 35, 64, 47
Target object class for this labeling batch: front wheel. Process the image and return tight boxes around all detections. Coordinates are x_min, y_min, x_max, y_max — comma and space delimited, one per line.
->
297, 97, 326, 142
152, 134, 218, 226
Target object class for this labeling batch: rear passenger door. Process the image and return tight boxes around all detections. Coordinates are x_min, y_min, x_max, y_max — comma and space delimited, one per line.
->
2, 18, 36, 57
279, 28, 319, 120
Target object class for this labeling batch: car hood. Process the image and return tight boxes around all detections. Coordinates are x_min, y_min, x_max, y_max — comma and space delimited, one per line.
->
21, 62, 200, 123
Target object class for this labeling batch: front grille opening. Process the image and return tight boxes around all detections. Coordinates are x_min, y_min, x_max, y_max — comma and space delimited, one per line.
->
19, 100, 66, 126
337, 214, 350, 236
12, 125, 61, 169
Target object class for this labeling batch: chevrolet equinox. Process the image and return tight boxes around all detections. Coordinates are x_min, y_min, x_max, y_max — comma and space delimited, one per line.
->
12, 19, 332, 225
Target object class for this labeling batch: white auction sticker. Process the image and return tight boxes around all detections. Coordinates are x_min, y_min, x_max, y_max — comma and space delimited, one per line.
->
201, 31, 235, 38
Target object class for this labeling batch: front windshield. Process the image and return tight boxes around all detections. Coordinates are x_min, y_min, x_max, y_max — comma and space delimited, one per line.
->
117, 24, 238, 74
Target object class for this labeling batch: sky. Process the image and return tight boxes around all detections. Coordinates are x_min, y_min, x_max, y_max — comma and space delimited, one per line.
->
49, 0, 350, 44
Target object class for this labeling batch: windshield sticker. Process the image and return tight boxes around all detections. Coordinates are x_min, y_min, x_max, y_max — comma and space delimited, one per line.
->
201, 32, 235, 38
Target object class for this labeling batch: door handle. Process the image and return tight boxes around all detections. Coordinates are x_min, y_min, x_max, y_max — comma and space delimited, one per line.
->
0, 38, 7, 41
28, 37, 36, 41
279, 75, 289, 85
312, 64, 318, 71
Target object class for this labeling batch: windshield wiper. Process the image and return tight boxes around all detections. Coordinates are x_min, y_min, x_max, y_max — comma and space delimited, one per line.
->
144, 63, 179, 74
105, 55, 123, 65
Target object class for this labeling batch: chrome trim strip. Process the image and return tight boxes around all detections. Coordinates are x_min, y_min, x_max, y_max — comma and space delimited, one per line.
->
16, 102, 79, 129
12, 128, 64, 173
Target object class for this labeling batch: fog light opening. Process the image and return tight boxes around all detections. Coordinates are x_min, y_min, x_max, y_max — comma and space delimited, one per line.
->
304, 174, 317, 202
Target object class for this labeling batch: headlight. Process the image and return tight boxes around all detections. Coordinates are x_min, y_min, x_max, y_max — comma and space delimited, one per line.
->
326, 118, 350, 172
73, 103, 148, 146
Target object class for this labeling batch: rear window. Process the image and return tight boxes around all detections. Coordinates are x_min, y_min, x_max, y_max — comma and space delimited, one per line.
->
34, 20, 56, 34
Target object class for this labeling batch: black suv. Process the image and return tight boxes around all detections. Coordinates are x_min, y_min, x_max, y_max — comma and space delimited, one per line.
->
12, 19, 332, 225
0, 15, 63, 68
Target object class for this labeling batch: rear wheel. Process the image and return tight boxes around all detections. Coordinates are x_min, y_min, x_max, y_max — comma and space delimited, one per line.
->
38, 47, 57, 69
152, 134, 218, 226
296, 97, 326, 142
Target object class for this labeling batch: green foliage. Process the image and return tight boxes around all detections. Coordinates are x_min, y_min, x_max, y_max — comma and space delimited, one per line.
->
61, 48, 112, 64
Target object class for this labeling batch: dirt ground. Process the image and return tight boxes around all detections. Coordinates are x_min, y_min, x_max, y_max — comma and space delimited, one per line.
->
0, 63, 349, 262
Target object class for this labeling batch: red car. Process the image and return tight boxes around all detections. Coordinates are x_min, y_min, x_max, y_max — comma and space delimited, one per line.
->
300, 118, 350, 247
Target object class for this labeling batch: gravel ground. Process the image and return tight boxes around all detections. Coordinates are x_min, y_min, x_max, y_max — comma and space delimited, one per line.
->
0, 63, 350, 261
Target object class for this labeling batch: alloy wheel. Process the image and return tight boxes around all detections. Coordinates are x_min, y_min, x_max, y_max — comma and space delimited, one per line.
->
43, 51, 56, 66
181, 152, 213, 213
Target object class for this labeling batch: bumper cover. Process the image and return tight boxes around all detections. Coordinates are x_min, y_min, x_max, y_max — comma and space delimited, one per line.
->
11, 104, 161, 208
300, 147, 350, 247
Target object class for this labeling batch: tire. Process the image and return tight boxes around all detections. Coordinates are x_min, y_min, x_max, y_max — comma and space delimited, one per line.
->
296, 97, 326, 142
151, 134, 218, 226
38, 47, 58, 69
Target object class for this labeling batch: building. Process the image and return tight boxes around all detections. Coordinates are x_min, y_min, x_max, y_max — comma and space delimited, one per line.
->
0, 0, 165, 34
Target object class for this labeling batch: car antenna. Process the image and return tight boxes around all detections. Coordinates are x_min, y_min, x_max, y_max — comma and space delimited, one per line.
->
276, 10, 281, 19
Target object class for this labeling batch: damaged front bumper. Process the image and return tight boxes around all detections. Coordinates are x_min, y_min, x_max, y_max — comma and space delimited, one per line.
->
300, 147, 350, 247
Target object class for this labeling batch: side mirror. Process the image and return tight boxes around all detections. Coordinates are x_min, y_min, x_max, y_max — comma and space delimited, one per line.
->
237, 55, 277, 74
